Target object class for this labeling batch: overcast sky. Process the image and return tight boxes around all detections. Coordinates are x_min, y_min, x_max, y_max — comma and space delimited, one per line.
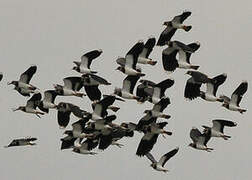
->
0, 0, 251, 179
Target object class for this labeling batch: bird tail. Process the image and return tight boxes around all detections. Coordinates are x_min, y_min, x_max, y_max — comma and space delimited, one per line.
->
108, 106, 120, 112
206, 147, 214, 152
74, 92, 85, 98
138, 73, 145, 77
163, 131, 172, 136
239, 109, 247, 114
183, 25, 192, 32
147, 61, 157, 66
222, 135, 231, 140
190, 65, 200, 70
161, 114, 171, 119
90, 71, 98, 74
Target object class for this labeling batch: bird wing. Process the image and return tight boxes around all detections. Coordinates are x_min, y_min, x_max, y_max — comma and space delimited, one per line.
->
190, 127, 201, 144
146, 152, 157, 164
89, 74, 111, 85
26, 93, 41, 109
230, 81, 248, 106
212, 73, 227, 96
153, 98, 170, 112
212, 119, 237, 133
182, 42, 200, 64
139, 37, 156, 58
125, 41, 144, 69
157, 26, 176, 46
136, 133, 159, 156
57, 110, 71, 128
19, 65, 37, 84
116, 57, 126, 67
155, 78, 175, 98
184, 77, 202, 100
44, 90, 58, 103
81, 49, 102, 69
122, 75, 140, 94
162, 47, 179, 72
159, 147, 179, 167
84, 85, 101, 102
63, 77, 83, 91
174, 41, 195, 53
173, 11, 191, 23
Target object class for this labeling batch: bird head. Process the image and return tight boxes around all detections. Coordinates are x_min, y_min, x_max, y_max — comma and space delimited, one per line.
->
163, 21, 172, 26
115, 66, 124, 72
7, 81, 18, 86
12, 106, 25, 112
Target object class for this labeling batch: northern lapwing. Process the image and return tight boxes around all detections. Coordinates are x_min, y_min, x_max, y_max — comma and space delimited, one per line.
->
4, 137, 37, 148
138, 37, 157, 65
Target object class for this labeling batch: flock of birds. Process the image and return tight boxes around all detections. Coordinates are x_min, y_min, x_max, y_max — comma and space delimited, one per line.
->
3, 11, 248, 173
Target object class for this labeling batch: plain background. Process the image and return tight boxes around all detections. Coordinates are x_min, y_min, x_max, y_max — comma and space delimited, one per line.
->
0, 0, 251, 179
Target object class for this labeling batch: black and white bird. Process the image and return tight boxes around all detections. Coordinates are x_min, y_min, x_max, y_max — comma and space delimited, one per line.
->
184, 71, 216, 100
220, 81, 248, 113
157, 11, 192, 46
72, 138, 98, 155
38, 90, 58, 113
82, 74, 111, 102
199, 73, 227, 102
54, 76, 85, 98
13, 93, 44, 118
73, 49, 103, 74
8, 65, 38, 96
144, 98, 171, 119
57, 102, 87, 128
136, 122, 172, 156
116, 40, 145, 76
189, 127, 213, 152
60, 131, 77, 150
137, 37, 157, 65
162, 41, 200, 73
90, 95, 124, 120
114, 75, 141, 101
136, 79, 156, 103
146, 147, 179, 173
202, 119, 237, 140
4, 137, 37, 148
144, 78, 174, 104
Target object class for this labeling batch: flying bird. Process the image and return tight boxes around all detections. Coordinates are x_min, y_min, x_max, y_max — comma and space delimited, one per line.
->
73, 49, 103, 74
116, 40, 145, 76
8, 65, 38, 96
38, 90, 58, 113
189, 127, 213, 152
220, 81, 248, 113
4, 137, 37, 148
114, 75, 141, 101
199, 73, 227, 102
202, 119, 237, 140
137, 37, 157, 65
162, 41, 200, 73
136, 122, 172, 156
13, 93, 44, 118
54, 76, 85, 98
146, 147, 179, 173
157, 11, 192, 46
184, 71, 216, 100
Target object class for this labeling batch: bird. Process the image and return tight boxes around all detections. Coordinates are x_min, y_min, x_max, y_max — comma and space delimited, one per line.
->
220, 81, 248, 113
0, 72, 3, 82
8, 65, 38, 96
4, 137, 37, 148
114, 75, 141, 101
56, 102, 87, 128
144, 78, 174, 104
146, 147, 179, 173
136, 79, 156, 103
12, 93, 44, 118
38, 90, 58, 113
202, 119, 237, 140
184, 71, 216, 100
143, 98, 171, 119
82, 74, 111, 102
189, 127, 213, 152
136, 122, 172, 156
116, 40, 145, 76
162, 41, 200, 73
89, 95, 124, 120
53, 76, 85, 98
60, 131, 77, 150
137, 37, 157, 65
73, 49, 103, 74
199, 73, 227, 102
72, 138, 98, 155
157, 11, 192, 46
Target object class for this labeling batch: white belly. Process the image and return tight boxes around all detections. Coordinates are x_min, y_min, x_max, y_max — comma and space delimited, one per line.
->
178, 61, 191, 69
138, 57, 149, 64
125, 67, 139, 75
63, 89, 74, 96
205, 94, 217, 102
122, 91, 134, 99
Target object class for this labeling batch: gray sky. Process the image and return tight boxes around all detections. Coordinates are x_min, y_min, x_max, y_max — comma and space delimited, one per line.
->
0, 0, 251, 179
